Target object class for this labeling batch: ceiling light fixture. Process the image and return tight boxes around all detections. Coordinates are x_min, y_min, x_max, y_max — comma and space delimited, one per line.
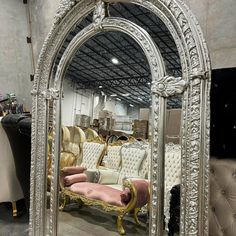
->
110, 94, 117, 97
111, 57, 119, 65
138, 97, 142, 101
129, 104, 134, 107
122, 93, 130, 97
116, 98, 121, 101
99, 85, 103, 88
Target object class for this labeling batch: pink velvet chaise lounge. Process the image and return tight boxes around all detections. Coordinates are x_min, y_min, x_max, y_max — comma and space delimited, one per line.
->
60, 166, 150, 235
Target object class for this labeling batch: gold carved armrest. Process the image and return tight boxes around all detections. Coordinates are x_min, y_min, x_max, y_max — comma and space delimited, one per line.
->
123, 178, 150, 210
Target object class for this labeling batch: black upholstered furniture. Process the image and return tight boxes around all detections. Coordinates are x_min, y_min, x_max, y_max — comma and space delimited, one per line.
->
168, 184, 180, 236
1, 114, 31, 213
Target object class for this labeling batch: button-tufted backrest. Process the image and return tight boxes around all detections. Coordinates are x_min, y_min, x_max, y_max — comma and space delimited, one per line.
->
102, 140, 126, 170
209, 158, 236, 236
138, 143, 151, 179
163, 142, 181, 229
165, 143, 182, 192
81, 137, 106, 169
118, 141, 147, 185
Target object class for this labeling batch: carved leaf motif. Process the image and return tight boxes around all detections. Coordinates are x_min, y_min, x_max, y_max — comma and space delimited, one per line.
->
93, 0, 105, 27
151, 75, 187, 97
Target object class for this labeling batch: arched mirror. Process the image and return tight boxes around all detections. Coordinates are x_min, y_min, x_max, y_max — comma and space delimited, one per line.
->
30, 1, 211, 236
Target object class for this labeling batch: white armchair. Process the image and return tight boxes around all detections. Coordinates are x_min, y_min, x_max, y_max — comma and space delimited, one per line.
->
80, 136, 106, 169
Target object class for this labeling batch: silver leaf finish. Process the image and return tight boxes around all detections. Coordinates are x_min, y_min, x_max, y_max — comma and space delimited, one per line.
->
30, 0, 211, 236
151, 76, 188, 97
93, 0, 106, 28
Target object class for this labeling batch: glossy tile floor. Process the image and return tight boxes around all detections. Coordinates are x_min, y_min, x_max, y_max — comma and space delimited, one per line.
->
0, 203, 149, 236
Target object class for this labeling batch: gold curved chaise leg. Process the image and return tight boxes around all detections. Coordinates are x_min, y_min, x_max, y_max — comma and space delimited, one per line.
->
134, 208, 141, 225
117, 214, 125, 235
59, 193, 68, 211
12, 201, 17, 217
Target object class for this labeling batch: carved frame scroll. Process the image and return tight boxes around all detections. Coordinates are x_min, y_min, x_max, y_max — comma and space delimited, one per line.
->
30, 0, 211, 236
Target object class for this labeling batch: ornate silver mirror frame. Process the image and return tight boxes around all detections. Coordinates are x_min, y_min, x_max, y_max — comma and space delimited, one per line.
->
30, 0, 211, 236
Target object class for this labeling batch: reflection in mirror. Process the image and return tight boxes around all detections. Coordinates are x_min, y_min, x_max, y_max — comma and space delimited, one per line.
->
47, 3, 182, 236
164, 97, 182, 235
58, 30, 151, 235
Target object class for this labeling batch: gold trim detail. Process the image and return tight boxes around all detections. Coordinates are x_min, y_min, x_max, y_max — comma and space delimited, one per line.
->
60, 178, 138, 234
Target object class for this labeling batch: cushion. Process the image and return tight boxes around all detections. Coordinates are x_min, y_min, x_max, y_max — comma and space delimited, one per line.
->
120, 188, 131, 204
62, 166, 87, 175
67, 182, 127, 207
106, 184, 123, 191
64, 173, 87, 186
98, 169, 119, 184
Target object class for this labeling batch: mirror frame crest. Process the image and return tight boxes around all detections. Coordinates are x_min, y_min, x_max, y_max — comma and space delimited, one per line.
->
30, 1, 211, 236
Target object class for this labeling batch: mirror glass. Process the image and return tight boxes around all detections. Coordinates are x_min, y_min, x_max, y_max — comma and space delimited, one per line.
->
46, 2, 182, 235
58, 30, 151, 235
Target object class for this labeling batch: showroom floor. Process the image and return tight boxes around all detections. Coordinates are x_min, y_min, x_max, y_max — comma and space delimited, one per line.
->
0, 203, 149, 236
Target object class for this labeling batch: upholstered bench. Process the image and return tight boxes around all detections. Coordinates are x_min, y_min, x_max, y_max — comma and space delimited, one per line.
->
168, 157, 236, 236
60, 166, 149, 235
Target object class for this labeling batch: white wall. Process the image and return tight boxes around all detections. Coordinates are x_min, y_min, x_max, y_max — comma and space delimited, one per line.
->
104, 98, 127, 116
62, 83, 131, 125
61, 79, 92, 126
127, 106, 139, 120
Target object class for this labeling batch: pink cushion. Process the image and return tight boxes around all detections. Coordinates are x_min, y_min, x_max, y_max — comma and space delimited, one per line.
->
64, 173, 87, 186
62, 166, 86, 175
132, 180, 149, 208
120, 188, 131, 204
67, 182, 126, 207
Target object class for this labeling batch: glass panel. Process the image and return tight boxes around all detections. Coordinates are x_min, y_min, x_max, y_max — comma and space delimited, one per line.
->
58, 31, 151, 235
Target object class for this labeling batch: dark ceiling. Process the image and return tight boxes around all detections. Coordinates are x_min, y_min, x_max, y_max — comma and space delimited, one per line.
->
56, 3, 182, 108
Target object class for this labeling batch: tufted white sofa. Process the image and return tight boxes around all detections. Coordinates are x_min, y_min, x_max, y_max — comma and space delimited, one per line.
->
98, 141, 149, 189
